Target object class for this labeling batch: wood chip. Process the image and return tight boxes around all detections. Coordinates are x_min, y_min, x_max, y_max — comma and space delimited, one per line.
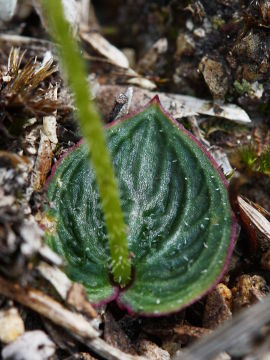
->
199, 56, 229, 99
31, 130, 53, 191
43, 86, 58, 146
67, 283, 97, 318
108, 87, 133, 121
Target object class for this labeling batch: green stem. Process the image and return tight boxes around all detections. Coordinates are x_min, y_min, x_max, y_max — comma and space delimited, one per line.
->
43, 0, 131, 286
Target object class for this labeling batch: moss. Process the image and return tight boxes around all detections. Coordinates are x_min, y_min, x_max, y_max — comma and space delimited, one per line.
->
239, 145, 257, 168
239, 145, 270, 175
257, 149, 270, 175
211, 15, 225, 30
233, 79, 253, 95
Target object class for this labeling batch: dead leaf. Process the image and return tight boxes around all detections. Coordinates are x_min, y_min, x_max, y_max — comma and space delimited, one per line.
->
80, 32, 129, 69
96, 85, 251, 124
238, 196, 270, 253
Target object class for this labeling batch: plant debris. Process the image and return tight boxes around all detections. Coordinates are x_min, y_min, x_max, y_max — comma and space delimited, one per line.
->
1, 1, 270, 359
2, 330, 56, 360
96, 85, 251, 124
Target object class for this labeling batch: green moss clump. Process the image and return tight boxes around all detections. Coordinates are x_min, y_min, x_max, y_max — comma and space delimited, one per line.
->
234, 79, 252, 95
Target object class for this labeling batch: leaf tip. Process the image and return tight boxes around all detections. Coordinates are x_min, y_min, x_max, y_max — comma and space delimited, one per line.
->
149, 95, 162, 106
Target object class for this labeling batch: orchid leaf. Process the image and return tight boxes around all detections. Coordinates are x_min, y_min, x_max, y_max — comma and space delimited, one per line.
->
46, 97, 235, 314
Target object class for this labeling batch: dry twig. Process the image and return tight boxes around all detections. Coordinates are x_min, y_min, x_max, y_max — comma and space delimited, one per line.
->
0, 276, 146, 360
0, 276, 98, 339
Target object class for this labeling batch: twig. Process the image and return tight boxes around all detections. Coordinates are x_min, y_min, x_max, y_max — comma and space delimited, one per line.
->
37, 262, 97, 318
83, 338, 146, 360
0, 276, 98, 339
0, 276, 146, 360
0, 34, 56, 55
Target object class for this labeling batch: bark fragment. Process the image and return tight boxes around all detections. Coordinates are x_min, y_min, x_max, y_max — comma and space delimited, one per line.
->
203, 284, 232, 330
232, 275, 268, 311
199, 57, 229, 100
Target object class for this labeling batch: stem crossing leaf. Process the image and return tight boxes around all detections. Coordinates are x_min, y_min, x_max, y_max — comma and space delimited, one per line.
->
46, 98, 236, 315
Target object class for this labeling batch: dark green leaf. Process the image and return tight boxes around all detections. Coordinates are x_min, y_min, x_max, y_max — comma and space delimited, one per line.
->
46, 97, 235, 314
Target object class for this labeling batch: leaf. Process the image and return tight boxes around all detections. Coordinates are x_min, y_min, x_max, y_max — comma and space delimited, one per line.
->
46, 97, 235, 315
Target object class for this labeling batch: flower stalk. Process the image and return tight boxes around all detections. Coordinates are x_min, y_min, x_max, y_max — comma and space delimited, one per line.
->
43, 0, 131, 286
